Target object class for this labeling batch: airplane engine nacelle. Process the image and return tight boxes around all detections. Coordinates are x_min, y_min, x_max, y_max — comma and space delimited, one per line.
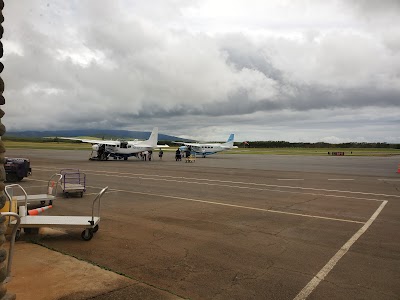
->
92, 144, 99, 151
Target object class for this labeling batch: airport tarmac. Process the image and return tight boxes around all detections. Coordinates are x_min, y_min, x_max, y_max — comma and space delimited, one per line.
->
4, 149, 400, 299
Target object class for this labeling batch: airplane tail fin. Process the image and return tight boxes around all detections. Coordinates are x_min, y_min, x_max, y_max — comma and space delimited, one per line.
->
223, 134, 234, 148
139, 127, 158, 148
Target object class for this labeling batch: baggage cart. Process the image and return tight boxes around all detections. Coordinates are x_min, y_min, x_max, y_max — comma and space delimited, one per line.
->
5, 184, 108, 241
1, 212, 20, 283
60, 169, 86, 197
9, 173, 62, 206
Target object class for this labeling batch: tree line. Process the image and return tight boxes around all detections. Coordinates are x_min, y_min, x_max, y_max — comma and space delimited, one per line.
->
237, 141, 400, 149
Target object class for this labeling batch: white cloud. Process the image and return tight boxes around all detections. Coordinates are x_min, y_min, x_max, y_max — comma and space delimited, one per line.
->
1, 0, 399, 142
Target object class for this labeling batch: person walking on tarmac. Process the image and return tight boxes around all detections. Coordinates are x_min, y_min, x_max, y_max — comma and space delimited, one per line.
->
159, 149, 164, 160
175, 149, 181, 161
97, 144, 106, 160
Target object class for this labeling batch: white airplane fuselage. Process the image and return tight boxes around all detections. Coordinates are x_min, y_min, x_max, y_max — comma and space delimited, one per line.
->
179, 144, 228, 156
177, 134, 236, 158
97, 143, 154, 155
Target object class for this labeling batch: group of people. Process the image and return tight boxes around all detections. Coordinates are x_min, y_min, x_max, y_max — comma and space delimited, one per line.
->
141, 149, 166, 160
175, 147, 192, 161
139, 150, 153, 161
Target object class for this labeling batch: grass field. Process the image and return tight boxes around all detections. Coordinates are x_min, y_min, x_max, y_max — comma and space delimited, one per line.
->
4, 141, 400, 156
4, 141, 92, 150
228, 148, 400, 156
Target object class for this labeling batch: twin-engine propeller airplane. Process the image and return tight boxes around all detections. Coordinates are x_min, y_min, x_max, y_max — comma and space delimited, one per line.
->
174, 134, 238, 158
59, 127, 168, 161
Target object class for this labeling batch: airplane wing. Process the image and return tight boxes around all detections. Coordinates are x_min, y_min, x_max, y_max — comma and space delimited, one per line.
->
156, 144, 170, 148
58, 137, 119, 146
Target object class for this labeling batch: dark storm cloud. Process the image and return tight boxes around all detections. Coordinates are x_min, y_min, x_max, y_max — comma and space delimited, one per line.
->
218, 34, 283, 82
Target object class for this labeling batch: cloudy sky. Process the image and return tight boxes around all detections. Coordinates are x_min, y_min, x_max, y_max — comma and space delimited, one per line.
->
2, 0, 400, 142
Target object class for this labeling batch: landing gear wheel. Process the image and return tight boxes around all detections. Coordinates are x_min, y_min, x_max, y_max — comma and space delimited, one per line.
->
92, 225, 99, 233
81, 229, 93, 241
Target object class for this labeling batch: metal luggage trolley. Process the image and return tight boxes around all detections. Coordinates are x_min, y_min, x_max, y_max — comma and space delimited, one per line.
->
1, 212, 20, 283
10, 173, 62, 206
60, 169, 86, 197
5, 184, 108, 241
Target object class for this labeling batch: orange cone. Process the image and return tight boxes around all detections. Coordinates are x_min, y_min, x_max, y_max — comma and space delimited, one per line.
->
28, 205, 52, 216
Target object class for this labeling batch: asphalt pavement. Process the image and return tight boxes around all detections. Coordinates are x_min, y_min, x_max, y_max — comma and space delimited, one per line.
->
3, 149, 400, 299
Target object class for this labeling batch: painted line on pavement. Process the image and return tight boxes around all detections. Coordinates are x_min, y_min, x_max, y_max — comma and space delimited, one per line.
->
293, 200, 387, 300
27, 178, 364, 224
33, 168, 385, 202
34, 166, 400, 199
327, 179, 355, 181
86, 172, 385, 202
378, 179, 400, 182
87, 185, 364, 224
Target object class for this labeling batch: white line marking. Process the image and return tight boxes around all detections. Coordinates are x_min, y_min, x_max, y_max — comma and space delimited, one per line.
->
32, 168, 385, 202
378, 179, 400, 182
89, 173, 385, 202
328, 179, 354, 181
89, 186, 364, 224
34, 166, 400, 198
293, 200, 387, 300
277, 179, 305, 181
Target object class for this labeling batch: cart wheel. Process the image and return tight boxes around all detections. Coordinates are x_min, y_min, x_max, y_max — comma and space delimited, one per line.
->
15, 229, 21, 241
65, 192, 69, 198
92, 225, 99, 233
81, 229, 93, 241
40, 201, 45, 206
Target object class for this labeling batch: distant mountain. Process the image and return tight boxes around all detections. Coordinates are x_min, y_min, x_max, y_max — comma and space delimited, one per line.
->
5, 129, 194, 142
